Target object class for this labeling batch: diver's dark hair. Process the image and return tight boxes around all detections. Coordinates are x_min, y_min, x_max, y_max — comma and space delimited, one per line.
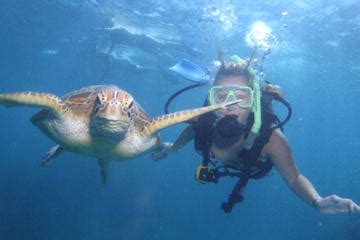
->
214, 54, 256, 85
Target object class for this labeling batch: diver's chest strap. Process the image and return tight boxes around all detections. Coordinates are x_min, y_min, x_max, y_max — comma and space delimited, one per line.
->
220, 120, 275, 213
197, 111, 277, 213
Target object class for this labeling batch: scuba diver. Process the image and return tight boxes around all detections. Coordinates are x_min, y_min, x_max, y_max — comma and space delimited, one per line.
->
152, 53, 360, 214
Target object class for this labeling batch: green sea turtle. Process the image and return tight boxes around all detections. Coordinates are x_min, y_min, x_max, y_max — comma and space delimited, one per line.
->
0, 85, 236, 183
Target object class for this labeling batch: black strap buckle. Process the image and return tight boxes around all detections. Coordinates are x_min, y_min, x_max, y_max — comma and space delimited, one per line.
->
195, 165, 219, 184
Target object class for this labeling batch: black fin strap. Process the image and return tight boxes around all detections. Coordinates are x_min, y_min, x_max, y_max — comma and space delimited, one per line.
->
164, 83, 206, 114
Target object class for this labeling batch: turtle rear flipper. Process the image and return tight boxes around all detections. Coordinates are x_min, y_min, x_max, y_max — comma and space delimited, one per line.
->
0, 92, 67, 115
98, 158, 109, 184
42, 145, 63, 166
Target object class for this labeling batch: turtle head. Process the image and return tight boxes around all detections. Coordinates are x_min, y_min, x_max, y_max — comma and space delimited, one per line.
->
90, 89, 133, 139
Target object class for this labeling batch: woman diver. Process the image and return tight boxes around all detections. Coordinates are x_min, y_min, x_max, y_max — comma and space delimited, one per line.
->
153, 55, 360, 214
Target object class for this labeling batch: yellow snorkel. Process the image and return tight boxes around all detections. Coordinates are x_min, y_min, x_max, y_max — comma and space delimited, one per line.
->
245, 74, 262, 149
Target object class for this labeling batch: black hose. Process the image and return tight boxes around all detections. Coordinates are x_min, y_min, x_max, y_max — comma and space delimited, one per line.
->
164, 82, 206, 114
263, 92, 292, 130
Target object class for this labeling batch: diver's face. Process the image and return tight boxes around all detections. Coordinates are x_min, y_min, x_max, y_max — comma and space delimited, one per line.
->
213, 75, 251, 123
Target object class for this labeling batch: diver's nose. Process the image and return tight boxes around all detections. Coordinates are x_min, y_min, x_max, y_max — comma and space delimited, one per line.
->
226, 92, 237, 102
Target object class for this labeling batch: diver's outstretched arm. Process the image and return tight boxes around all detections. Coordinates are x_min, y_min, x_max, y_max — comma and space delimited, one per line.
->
287, 174, 360, 214
267, 129, 360, 214
169, 125, 195, 152
152, 125, 194, 161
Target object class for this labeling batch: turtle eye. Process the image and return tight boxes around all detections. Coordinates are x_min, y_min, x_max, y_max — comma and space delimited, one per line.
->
93, 96, 102, 114
122, 94, 134, 111
127, 100, 134, 110
126, 100, 134, 119
96, 91, 108, 105
115, 90, 134, 109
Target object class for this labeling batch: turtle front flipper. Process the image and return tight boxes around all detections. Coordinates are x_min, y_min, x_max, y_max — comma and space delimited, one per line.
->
143, 100, 240, 136
0, 92, 67, 115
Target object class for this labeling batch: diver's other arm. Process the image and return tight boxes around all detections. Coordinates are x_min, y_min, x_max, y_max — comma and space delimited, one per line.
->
152, 125, 195, 161
169, 125, 195, 152
267, 130, 321, 206
289, 174, 360, 213
267, 129, 360, 214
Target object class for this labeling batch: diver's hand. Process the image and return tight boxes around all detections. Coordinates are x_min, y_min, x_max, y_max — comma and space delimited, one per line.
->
152, 142, 173, 161
313, 195, 360, 214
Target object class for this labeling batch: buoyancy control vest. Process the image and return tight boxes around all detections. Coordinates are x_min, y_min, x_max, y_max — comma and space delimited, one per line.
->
192, 106, 281, 213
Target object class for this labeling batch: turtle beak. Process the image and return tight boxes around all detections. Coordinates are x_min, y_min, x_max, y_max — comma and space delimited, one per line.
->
95, 103, 130, 133
93, 115, 130, 133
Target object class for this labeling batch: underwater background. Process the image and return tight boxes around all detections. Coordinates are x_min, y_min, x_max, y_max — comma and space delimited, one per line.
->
0, 1, 360, 239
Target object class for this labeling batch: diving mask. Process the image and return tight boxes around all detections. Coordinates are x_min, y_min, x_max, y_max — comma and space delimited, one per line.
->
208, 85, 254, 108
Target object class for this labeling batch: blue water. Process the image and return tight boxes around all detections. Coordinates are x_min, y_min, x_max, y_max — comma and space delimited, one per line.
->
1, 1, 360, 239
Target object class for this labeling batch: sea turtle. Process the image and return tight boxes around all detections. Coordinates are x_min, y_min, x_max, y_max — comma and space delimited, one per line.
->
0, 85, 236, 183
